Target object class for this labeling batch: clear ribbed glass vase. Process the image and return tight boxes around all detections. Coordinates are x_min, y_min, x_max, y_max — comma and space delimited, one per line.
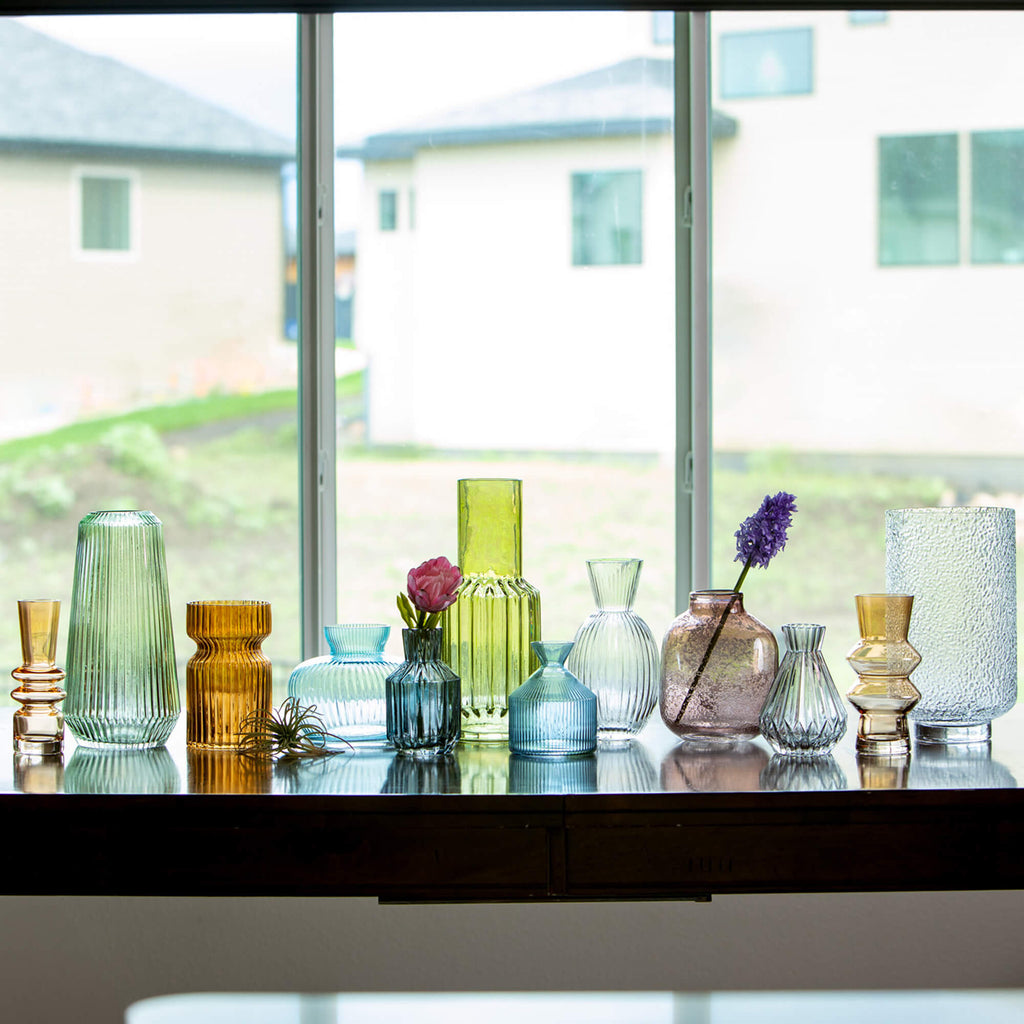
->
886, 506, 1017, 743
759, 623, 847, 756
186, 600, 272, 750
287, 624, 398, 748
65, 510, 179, 749
508, 641, 597, 758
566, 558, 659, 744
442, 479, 541, 743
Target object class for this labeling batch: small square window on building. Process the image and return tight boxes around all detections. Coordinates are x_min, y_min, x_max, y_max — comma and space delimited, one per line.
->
571, 170, 642, 267
378, 189, 398, 231
719, 27, 814, 99
971, 130, 1024, 264
848, 11, 889, 26
81, 174, 132, 251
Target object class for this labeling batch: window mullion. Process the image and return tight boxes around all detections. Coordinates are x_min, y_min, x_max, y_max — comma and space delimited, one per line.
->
298, 12, 337, 659
675, 11, 712, 605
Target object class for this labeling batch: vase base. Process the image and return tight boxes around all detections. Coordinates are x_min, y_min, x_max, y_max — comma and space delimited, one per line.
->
914, 722, 991, 745
397, 745, 456, 761
14, 736, 63, 756
856, 735, 911, 757
459, 716, 509, 744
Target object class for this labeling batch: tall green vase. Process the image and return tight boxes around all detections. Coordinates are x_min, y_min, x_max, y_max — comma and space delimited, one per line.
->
443, 478, 541, 743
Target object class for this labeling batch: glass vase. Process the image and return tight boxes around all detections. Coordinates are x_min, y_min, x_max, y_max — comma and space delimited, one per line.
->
287, 624, 398, 748
846, 593, 921, 756
508, 641, 597, 757
442, 478, 541, 743
65, 510, 179, 749
659, 590, 778, 743
186, 600, 272, 750
10, 599, 66, 755
386, 628, 461, 758
759, 623, 847, 756
885, 506, 1017, 743
566, 558, 659, 744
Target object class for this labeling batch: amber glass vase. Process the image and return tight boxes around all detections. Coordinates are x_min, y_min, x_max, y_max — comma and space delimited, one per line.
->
846, 593, 921, 756
443, 479, 541, 742
660, 590, 778, 743
186, 601, 272, 749
10, 599, 66, 755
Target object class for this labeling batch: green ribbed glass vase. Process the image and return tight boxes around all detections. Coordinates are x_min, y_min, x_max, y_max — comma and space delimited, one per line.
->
442, 478, 541, 743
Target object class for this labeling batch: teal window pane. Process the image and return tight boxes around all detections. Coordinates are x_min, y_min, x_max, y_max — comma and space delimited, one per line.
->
878, 134, 959, 266
571, 170, 642, 267
720, 28, 813, 99
81, 176, 130, 251
378, 189, 397, 231
971, 130, 1024, 264
848, 11, 889, 26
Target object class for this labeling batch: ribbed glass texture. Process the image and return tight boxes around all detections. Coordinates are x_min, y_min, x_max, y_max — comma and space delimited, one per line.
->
382, 754, 461, 794
508, 641, 597, 757
507, 751, 597, 794
760, 754, 848, 792
186, 748, 272, 794
660, 591, 778, 743
886, 506, 1017, 741
11, 598, 66, 755
65, 510, 179, 749
759, 623, 847, 756
65, 746, 180, 794
566, 558, 659, 743
443, 479, 541, 742
386, 628, 461, 758
287, 624, 398, 748
186, 600, 272, 749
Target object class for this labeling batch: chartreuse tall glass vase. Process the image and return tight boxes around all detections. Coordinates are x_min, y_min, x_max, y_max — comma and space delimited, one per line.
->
442, 479, 541, 742
65, 510, 180, 748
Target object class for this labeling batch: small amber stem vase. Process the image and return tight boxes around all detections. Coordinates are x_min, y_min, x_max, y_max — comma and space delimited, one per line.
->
11, 599, 66, 755
846, 593, 921, 756
186, 601, 272, 750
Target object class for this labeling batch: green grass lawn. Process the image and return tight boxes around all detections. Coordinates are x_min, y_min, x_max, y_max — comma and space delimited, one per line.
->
0, 389, 1015, 710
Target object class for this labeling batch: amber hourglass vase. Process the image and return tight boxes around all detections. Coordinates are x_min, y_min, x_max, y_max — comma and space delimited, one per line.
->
186, 601, 272, 749
11, 599, 66, 755
846, 593, 921, 756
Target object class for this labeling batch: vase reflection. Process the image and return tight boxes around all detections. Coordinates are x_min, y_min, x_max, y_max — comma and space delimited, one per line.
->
187, 748, 271, 794
660, 739, 769, 793
66, 745, 179, 794
507, 752, 597, 795
760, 754, 848, 792
908, 741, 1016, 789
13, 752, 64, 794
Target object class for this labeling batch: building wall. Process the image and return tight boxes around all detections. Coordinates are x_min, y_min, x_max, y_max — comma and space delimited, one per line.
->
357, 136, 675, 453
0, 152, 291, 438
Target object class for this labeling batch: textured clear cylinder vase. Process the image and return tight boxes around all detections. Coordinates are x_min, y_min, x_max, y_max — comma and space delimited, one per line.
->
386, 628, 461, 759
508, 641, 597, 758
65, 510, 179, 749
287, 624, 398, 748
186, 600, 272, 750
566, 558, 659, 744
660, 590, 778, 743
442, 478, 541, 742
885, 506, 1017, 743
759, 623, 847, 756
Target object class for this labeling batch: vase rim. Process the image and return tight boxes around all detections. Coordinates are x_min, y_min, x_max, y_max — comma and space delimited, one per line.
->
887, 506, 1015, 515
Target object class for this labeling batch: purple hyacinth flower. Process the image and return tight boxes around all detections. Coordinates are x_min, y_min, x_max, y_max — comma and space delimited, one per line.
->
734, 491, 798, 570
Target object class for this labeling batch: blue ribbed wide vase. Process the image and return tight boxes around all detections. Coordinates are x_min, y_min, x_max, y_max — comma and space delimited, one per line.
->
508, 641, 597, 758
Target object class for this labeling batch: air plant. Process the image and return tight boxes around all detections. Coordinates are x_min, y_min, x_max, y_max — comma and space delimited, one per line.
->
238, 696, 345, 760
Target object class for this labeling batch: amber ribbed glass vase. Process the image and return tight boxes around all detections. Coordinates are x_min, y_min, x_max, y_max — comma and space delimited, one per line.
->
186, 601, 272, 749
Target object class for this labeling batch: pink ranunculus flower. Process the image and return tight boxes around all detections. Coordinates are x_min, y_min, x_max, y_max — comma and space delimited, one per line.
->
407, 556, 463, 615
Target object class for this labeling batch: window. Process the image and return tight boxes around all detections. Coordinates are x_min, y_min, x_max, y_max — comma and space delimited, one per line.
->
719, 27, 813, 99
571, 170, 643, 266
878, 133, 959, 266
652, 10, 673, 45
378, 189, 397, 231
76, 170, 136, 256
971, 130, 1024, 264
408, 188, 416, 231
848, 11, 888, 26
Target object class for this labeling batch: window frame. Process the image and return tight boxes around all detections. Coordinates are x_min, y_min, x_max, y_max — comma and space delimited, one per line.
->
72, 164, 140, 262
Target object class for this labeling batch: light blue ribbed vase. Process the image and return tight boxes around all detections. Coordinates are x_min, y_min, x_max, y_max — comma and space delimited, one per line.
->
287, 624, 398, 749
508, 641, 597, 758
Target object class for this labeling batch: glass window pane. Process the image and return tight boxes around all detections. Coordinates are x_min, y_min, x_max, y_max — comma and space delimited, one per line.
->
879, 133, 959, 266
3, 14, 300, 698
710, 9, 1024, 680
335, 11, 676, 656
378, 188, 397, 231
572, 170, 643, 266
719, 27, 813, 99
971, 129, 1024, 264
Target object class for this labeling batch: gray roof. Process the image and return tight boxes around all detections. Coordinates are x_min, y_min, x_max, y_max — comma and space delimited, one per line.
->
339, 57, 737, 161
0, 20, 292, 163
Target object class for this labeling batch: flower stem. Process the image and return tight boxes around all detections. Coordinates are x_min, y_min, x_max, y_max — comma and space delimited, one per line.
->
671, 557, 752, 726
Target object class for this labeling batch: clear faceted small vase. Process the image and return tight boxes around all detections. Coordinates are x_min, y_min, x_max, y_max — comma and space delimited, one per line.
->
287, 624, 399, 748
759, 623, 847, 756
508, 641, 597, 758
567, 558, 659, 744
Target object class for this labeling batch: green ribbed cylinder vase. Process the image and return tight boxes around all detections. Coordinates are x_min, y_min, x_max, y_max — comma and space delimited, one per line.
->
442, 479, 541, 743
